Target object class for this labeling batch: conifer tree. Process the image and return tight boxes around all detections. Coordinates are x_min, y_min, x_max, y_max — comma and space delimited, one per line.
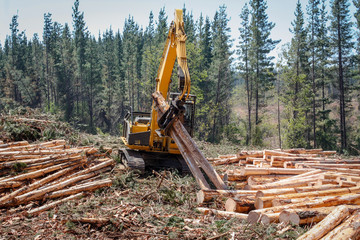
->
101, 28, 117, 132
208, 5, 233, 142
84, 36, 102, 133
307, 0, 320, 147
54, 23, 76, 121
316, 0, 337, 150
155, 7, 168, 43
330, 0, 354, 151
282, 0, 312, 148
249, 0, 279, 145
238, 3, 252, 145
43, 13, 53, 111
72, 0, 87, 118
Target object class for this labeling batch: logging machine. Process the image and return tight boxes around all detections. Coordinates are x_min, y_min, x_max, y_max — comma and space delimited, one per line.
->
120, 9, 196, 173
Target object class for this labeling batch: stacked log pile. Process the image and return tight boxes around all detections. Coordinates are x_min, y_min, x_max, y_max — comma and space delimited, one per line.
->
197, 149, 360, 238
0, 140, 115, 215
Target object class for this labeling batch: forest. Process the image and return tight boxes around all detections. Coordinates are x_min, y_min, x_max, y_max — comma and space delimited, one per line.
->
0, 0, 359, 153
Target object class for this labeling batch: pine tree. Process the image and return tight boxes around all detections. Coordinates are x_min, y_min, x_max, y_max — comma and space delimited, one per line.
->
72, 0, 87, 118
141, 12, 160, 111
183, 5, 196, 43
282, 0, 312, 148
155, 7, 168, 43
54, 23, 76, 121
316, 0, 337, 150
115, 31, 127, 119
208, 5, 233, 142
249, 0, 279, 145
200, 16, 212, 71
101, 28, 117, 132
43, 13, 53, 111
84, 36, 102, 133
123, 17, 140, 113
238, 3, 252, 145
307, 0, 320, 147
26, 34, 43, 108
330, 0, 354, 151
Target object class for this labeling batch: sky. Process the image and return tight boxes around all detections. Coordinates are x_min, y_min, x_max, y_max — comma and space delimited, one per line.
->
0, 0, 357, 60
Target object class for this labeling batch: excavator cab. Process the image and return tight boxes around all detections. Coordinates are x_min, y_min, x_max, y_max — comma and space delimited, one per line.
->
169, 93, 196, 137
120, 94, 196, 173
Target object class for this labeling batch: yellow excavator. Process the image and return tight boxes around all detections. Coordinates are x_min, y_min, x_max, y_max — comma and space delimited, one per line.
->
120, 9, 194, 172
120, 9, 226, 190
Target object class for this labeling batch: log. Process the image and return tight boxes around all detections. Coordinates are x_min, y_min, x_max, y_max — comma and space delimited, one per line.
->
255, 186, 360, 209
14, 161, 113, 204
247, 193, 360, 223
245, 174, 323, 190
195, 207, 248, 220
297, 205, 350, 240
238, 167, 314, 176
0, 141, 29, 149
247, 175, 292, 186
0, 159, 85, 183
196, 189, 257, 204
225, 197, 254, 213
322, 210, 360, 240
255, 184, 342, 198
27, 192, 84, 216
0, 181, 23, 189
23, 155, 84, 171
247, 212, 280, 224
153, 91, 226, 190
339, 180, 357, 187
212, 156, 239, 166
265, 170, 322, 184
279, 206, 360, 225
0, 140, 66, 153
297, 163, 360, 169
0, 164, 81, 205
311, 167, 360, 175
219, 154, 237, 159
0, 152, 81, 167
46, 179, 112, 199
52, 158, 114, 184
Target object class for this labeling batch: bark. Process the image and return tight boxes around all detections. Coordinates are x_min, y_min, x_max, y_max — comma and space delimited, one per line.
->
255, 187, 360, 209
46, 179, 112, 199
196, 207, 248, 220
0, 164, 81, 205
279, 206, 360, 225
297, 205, 350, 240
196, 189, 256, 204
27, 192, 84, 216
247, 193, 360, 223
225, 197, 255, 213
0, 159, 85, 183
255, 184, 342, 198
322, 210, 360, 240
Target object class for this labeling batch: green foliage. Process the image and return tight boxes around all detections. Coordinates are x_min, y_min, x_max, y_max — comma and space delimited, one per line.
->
166, 216, 184, 228
112, 171, 139, 190
286, 114, 309, 148
12, 162, 27, 172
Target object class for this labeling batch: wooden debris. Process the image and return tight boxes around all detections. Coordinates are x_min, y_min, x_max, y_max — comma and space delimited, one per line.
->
0, 140, 114, 211
322, 210, 360, 239
198, 146, 360, 239
297, 205, 350, 240
27, 192, 84, 216
196, 207, 248, 220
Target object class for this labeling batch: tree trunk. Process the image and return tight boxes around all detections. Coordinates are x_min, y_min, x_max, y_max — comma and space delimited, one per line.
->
297, 205, 350, 240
